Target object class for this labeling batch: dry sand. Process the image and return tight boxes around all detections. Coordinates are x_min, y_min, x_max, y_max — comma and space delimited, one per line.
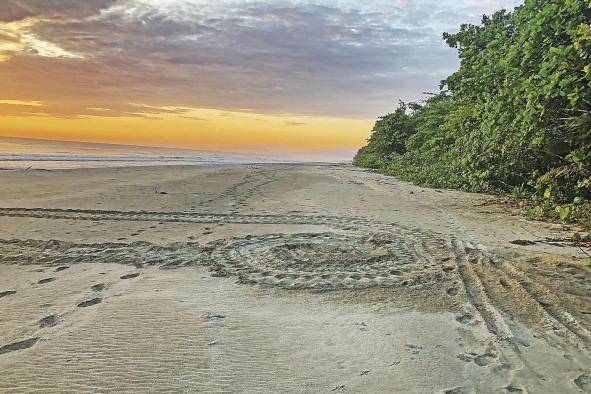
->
0, 163, 589, 393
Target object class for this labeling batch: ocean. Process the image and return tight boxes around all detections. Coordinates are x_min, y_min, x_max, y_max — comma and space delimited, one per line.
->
0, 137, 298, 170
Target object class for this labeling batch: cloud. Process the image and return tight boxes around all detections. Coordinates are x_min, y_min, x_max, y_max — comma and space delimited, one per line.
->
0, 18, 85, 61
0, 1, 118, 22
0, 0, 522, 119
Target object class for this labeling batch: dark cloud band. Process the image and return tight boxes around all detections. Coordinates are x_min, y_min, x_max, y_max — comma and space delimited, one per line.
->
0, 0, 520, 118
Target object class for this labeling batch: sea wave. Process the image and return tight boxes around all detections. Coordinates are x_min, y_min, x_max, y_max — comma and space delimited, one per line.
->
0, 153, 289, 170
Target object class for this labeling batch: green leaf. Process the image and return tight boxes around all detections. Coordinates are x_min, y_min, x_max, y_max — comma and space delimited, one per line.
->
555, 205, 571, 221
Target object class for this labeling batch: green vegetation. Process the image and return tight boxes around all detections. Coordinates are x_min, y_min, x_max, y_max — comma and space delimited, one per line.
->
354, 0, 591, 223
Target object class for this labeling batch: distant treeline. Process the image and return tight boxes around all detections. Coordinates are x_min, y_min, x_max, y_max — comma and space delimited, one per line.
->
354, 0, 591, 223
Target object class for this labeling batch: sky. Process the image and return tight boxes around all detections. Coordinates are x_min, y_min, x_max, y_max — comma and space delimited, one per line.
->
0, 0, 521, 158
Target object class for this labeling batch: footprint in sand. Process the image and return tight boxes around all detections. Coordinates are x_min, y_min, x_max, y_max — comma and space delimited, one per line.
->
447, 287, 459, 296
473, 352, 497, 366
442, 265, 455, 273
505, 383, 525, 392
0, 290, 17, 299
455, 314, 473, 325
91, 283, 106, 292
456, 353, 474, 362
211, 269, 229, 278
120, 273, 140, 280
444, 387, 471, 394
39, 315, 59, 328
0, 337, 39, 355
406, 344, 423, 355
37, 278, 56, 285
77, 298, 102, 308
205, 314, 226, 320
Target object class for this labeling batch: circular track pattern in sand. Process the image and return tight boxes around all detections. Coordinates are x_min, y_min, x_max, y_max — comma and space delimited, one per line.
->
207, 232, 440, 290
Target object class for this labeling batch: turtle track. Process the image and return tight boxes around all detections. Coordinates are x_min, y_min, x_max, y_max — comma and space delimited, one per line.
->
1, 207, 589, 346
214, 168, 284, 209
450, 240, 591, 347
205, 231, 450, 291
0, 238, 206, 269
450, 240, 514, 340
0, 207, 369, 229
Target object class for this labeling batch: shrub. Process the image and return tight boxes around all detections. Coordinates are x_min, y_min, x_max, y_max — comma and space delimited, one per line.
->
354, 0, 591, 222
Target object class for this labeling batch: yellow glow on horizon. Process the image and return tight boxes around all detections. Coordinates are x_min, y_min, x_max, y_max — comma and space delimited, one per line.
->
0, 100, 46, 107
0, 107, 372, 152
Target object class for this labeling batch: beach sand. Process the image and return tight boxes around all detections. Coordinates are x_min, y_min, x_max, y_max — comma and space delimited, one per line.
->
0, 164, 590, 393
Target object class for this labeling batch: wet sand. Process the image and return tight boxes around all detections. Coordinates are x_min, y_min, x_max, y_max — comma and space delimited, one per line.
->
0, 164, 590, 393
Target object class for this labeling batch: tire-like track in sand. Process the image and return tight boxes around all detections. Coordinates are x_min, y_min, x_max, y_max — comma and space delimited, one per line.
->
0, 206, 590, 349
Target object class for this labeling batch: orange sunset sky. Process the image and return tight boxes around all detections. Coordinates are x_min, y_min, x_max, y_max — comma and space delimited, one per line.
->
0, 0, 520, 158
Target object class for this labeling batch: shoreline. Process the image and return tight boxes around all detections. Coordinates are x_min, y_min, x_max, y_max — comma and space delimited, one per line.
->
0, 161, 349, 172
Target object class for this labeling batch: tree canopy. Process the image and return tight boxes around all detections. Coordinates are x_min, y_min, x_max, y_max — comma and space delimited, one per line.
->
354, 0, 591, 222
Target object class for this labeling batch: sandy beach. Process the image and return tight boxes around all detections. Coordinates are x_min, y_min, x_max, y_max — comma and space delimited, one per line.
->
0, 163, 590, 393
